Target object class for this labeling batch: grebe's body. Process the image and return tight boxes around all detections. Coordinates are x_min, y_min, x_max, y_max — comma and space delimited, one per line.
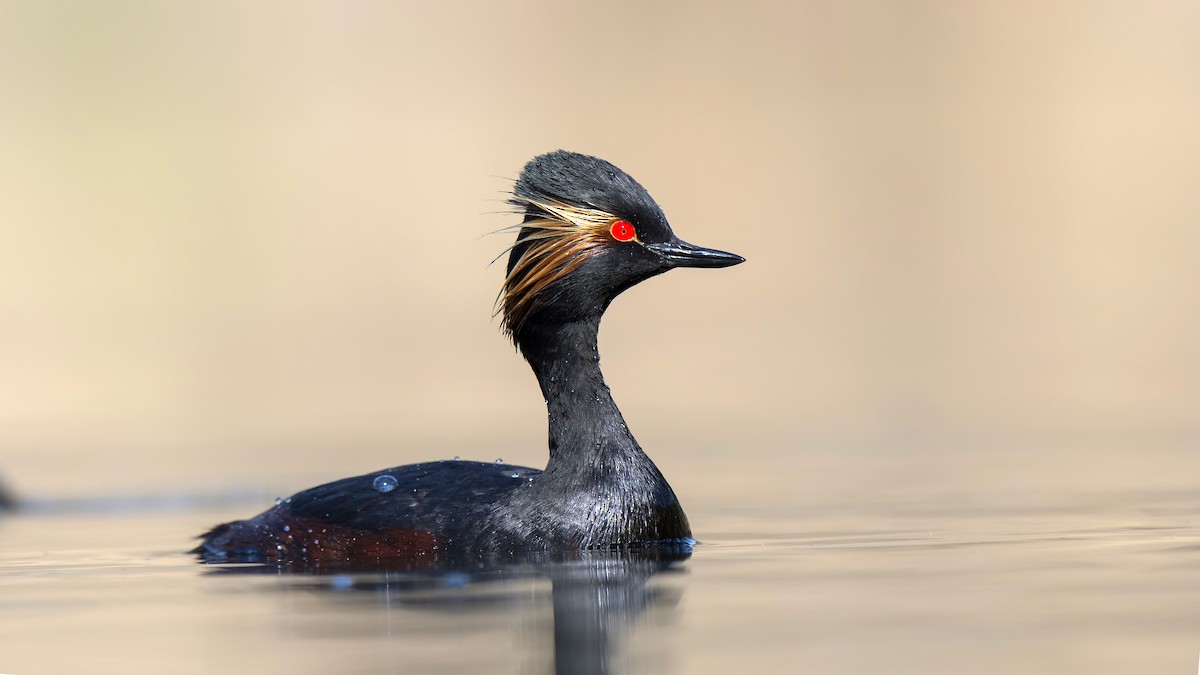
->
196, 151, 742, 564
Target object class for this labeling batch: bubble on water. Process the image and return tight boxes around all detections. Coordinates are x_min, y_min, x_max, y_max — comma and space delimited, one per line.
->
373, 474, 398, 493
441, 571, 471, 588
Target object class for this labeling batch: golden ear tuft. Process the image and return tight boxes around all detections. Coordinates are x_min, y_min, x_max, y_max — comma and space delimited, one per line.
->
495, 197, 618, 338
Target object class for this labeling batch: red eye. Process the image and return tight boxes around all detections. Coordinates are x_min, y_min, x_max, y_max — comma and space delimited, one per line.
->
610, 220, 636, 242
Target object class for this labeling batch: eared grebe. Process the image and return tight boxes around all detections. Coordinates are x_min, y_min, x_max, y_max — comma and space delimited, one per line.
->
195, 150, 743, 564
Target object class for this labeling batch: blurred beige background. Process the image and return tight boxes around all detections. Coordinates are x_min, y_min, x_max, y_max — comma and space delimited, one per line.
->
1, 1, 1197, 502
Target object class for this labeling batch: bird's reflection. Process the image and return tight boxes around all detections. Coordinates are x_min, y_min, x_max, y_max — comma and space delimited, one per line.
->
202, 546, 690, 675
545, 552, 685, 675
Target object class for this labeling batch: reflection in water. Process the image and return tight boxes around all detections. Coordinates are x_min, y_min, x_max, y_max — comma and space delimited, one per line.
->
0, 477, 14, 510
202, 547, 689, 675
546, 554, 684, 675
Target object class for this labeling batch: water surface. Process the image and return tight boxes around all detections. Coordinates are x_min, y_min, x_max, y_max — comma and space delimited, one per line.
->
3, 449, 1197, 674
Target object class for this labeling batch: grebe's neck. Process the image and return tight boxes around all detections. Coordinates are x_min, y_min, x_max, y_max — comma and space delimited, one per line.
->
517, 317, 645, 477
508, 314, 691, 547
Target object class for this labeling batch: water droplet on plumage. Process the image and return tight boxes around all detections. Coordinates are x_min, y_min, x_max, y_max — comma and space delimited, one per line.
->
510, 472, 520, 479
453, 455, 461, 461
282, 525, 290, 533
274, 497, 284, 506
495, 458, 504, 464
373, 474, 399, 493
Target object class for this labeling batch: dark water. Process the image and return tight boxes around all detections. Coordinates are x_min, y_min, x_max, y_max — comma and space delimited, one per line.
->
2, 456, 1198, 674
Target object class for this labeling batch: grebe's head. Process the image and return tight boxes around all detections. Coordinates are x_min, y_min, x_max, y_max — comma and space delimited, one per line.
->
498, 151, 743, 342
